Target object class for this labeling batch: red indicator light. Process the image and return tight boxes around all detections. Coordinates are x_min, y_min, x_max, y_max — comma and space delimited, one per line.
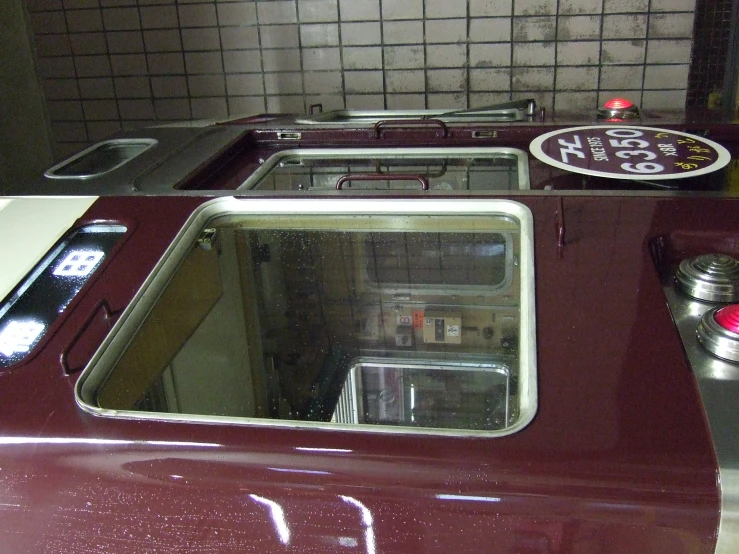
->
715, 305, 739, 334
604, 98, 633, 110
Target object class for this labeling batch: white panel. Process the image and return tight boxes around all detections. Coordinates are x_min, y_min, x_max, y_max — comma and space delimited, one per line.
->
0, 197, 98, 302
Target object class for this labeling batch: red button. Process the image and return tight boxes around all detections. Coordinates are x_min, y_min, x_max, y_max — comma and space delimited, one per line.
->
603, 98, 633, 110
715, 304, 739, 334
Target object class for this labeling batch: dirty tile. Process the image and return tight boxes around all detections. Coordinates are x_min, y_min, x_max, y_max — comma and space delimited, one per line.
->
300, 23, 340, 47
266, 95, 306, 113
512, 42, 555, 66
341, 22, 381, 45
385, 69, 425, 92
646, 39, 692, 64
424, 19, 467, 43
302, 47, 341, 70
107, 31, 144, 54
383, 45, 425, 69
182, 28, 222, 51
470, 67, 511, 90
220, 26, 260, 50
556, 66, 598, 89
79, 78, 115, 99
178, 4, 218, 27
513, 16, 556, 41
67, 33, 100, 56
386, 93, 425, 109
118, 99, 156, 120
65, 9, 104, 32
470, 0, 513, 17
469, 18, 511, 42
557, 41, 600, 65
217, 2, 257, 24
648, 13, 695, 39
257, 1, 298, 24
147, 53, 185, 75
260, 25, 300, 48
426, 44, 466, 67
650, 0, 695, 12
43, 79, 80, 100
151, 76, 188, 97
304, 71, 343, 93
144, 30, 182, 52
346, 94, 385, 109
227, 73, 265, 95
382, 21, 423, 45
188, 75, 226, 97
228, 96, 267, 116
557, 15, 601, 40
469, 92, 513, 107
427, 92, 467, 109
602, 14, 647, 39
427, 68, 466, 92
344, 70, 384, 93
140, 6, 178, 28
114, 76, 151, 98
48, 100, 84, 121
101, 7, 141, 30
30, 11, 68, 34
559, 0, 602, 15
87, 121, 122, 141
155, 98, 190, 120
75, 55, 113, 77
339, 0, 380, 21
511, 67, 554, 90
599, 65, 644, 89
424, 0, 466, 19
342, 46, 383, 69
601, 40, 646, 64
82, 99, 119, 120
514, 0, 557, 15
603, 0, 648, 12
643, 64, 689, 89
298, 0, 338, 22
469, 43, 512, 67
226, 50, 268, 72
191, 97, 228, 118
641, 89, 687, 110
382, 0, 423, 20
554, 91, 598, 111
264, 72, 302, 94
185, 52, 223, 74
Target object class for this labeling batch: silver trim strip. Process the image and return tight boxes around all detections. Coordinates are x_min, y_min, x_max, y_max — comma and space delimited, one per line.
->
44, 139, 158, 180
664, 287, 739, 554
237, 147, 531, 191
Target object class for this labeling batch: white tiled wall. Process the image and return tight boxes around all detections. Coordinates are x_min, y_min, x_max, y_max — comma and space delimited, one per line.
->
27, 0, 697, 157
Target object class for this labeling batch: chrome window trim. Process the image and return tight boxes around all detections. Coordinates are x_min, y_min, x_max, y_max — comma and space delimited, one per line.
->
237, 147, 531, 191
76, 198, 537, 438
44, 139, 158, 180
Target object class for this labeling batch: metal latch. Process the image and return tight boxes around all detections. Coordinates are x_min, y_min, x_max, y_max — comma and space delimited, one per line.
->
197, 228, 217, 250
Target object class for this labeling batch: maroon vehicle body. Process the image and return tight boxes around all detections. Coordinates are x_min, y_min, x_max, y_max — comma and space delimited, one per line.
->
1, 109, 739, 553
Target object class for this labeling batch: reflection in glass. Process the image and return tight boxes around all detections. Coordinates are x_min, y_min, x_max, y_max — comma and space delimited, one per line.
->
85, 212, 531, 436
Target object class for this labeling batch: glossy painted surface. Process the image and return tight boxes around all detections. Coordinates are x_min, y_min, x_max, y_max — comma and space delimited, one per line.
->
0, 194, 725, 553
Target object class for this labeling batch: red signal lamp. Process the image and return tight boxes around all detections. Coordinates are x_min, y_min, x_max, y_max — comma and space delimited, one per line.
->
603, 98, 633, 110
715, 304, 739, 334
597, 97, 640, 120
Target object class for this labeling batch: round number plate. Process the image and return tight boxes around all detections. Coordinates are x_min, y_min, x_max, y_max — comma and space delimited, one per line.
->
530, 125, 731, 180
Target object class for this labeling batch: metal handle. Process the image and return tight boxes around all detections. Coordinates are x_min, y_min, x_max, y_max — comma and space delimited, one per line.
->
335, 174, 429, 190
374, 118, 447, 139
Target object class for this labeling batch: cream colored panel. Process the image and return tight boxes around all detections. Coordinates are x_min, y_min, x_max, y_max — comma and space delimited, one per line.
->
0, 197, 97, 302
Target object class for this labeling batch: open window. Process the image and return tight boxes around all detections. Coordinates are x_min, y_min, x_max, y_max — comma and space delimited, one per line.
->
77, 198, 536, 436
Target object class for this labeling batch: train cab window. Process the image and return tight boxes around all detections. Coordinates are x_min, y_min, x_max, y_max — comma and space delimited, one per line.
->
77, 199, 536, 436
